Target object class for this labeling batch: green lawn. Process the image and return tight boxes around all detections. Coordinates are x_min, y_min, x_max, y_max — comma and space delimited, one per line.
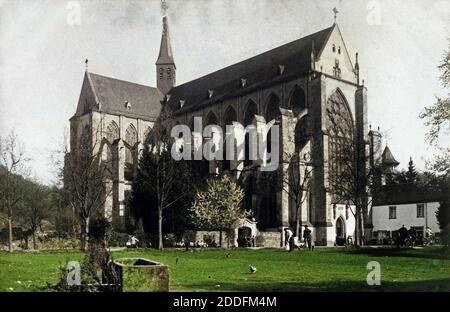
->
1, 247, 449, 292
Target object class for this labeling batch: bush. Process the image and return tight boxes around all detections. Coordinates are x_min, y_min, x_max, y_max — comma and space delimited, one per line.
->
163, 233, 177, 247
40, 234, 80, 250
441, 224, 450, 247
106, 231, 129, 247
203, 235, 217, 247
49, 253, 119, 292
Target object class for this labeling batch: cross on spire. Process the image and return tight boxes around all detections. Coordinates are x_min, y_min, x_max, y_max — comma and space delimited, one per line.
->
333, 7, 339, 23
161, 0, 168, 16
85, 58, 88, 71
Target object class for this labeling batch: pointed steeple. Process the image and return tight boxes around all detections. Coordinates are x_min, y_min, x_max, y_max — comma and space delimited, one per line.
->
156, 16, 175, 66
156, 16, 176, 95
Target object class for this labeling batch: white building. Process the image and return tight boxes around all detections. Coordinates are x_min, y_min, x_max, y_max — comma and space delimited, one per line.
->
372, 184, 443, 241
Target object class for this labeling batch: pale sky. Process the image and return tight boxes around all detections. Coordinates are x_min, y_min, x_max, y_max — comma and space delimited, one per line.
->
1, 0, 449, 184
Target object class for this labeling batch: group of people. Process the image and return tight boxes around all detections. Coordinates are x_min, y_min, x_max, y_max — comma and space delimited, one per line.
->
397, 225, 433, 247
284, 225, 313, 251
125, 235, 139, 248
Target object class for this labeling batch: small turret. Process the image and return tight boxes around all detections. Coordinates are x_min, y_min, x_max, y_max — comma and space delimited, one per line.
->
381, 145, 399, 172
355, 52, 360, 85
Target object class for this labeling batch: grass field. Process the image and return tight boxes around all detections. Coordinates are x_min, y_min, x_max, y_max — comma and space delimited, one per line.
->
0, 247, 449, 292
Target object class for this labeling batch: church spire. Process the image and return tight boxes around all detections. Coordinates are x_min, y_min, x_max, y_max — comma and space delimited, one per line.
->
156, 16, 176, 95
156, 16, 175, 66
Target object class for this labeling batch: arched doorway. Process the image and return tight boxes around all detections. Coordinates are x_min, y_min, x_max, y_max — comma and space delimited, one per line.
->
237, 227, 252, 247
335, 217, 346, 246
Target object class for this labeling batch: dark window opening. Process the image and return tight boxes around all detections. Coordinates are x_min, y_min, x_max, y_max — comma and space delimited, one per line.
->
389, 206, 397, 219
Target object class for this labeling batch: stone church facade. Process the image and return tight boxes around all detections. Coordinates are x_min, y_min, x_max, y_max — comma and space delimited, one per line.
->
69, 16, 381, 246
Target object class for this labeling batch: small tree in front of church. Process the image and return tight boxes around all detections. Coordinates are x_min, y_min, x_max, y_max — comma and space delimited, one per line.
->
189, 175, 245, 247
63, 124, 113, 251
328, 135, 380, 247
280, 108, 318, 239
282, 152, 315, 239
130, 109, 194, 250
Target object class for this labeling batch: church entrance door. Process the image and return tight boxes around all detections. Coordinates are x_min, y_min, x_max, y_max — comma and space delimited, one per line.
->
335, 217, 346, 246
237, 227, 252, 247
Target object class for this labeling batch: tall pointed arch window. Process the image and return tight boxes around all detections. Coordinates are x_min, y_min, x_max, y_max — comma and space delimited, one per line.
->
243, 100, 258, 167
124, 124, 138, 181
106, 121, 119, 144
222, 106, 237, 171
326, 90, 354, 198
265, 94, 281, 154
289, 86, 309, 151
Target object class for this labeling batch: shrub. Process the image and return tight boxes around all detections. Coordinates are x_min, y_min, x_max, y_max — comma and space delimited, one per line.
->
163, 233, 177, 247
106, 231, 129, 247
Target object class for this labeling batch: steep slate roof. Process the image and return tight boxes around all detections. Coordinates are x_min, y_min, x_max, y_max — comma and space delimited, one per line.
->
374, 183, 445, 206
88, 72, 163, 121
381, 146, 400, 166
166, 25, 335, 114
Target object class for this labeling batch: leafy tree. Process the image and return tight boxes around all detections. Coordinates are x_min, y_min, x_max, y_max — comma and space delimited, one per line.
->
283, 153, 314, 238
130, 109, 194, 249
49, 186, 76, 237
0, 131, 29, 252
420, 40, 450, 247
436, 179, 450, 247
326, 122, 379, 247
328, 147, 374, 246
189, 175, 245, 247
417, 171, 444, 189
420, 40, 450, 176
63, 124, 113, 250
277, 108, 318, 239
18, 181, 52, 249
385, 169, 411, 185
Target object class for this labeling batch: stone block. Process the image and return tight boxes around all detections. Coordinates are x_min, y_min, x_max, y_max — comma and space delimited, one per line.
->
113, 258, 169, 292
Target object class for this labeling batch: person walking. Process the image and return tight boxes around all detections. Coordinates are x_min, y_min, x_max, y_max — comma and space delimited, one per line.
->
289, 235, 296, 252
398, 225, 408, 247
284, 228, 293, 251
303, 225, 312, 250
408, 226, 417, 247
425, 227, 433, 246
130, 235, 139, 248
